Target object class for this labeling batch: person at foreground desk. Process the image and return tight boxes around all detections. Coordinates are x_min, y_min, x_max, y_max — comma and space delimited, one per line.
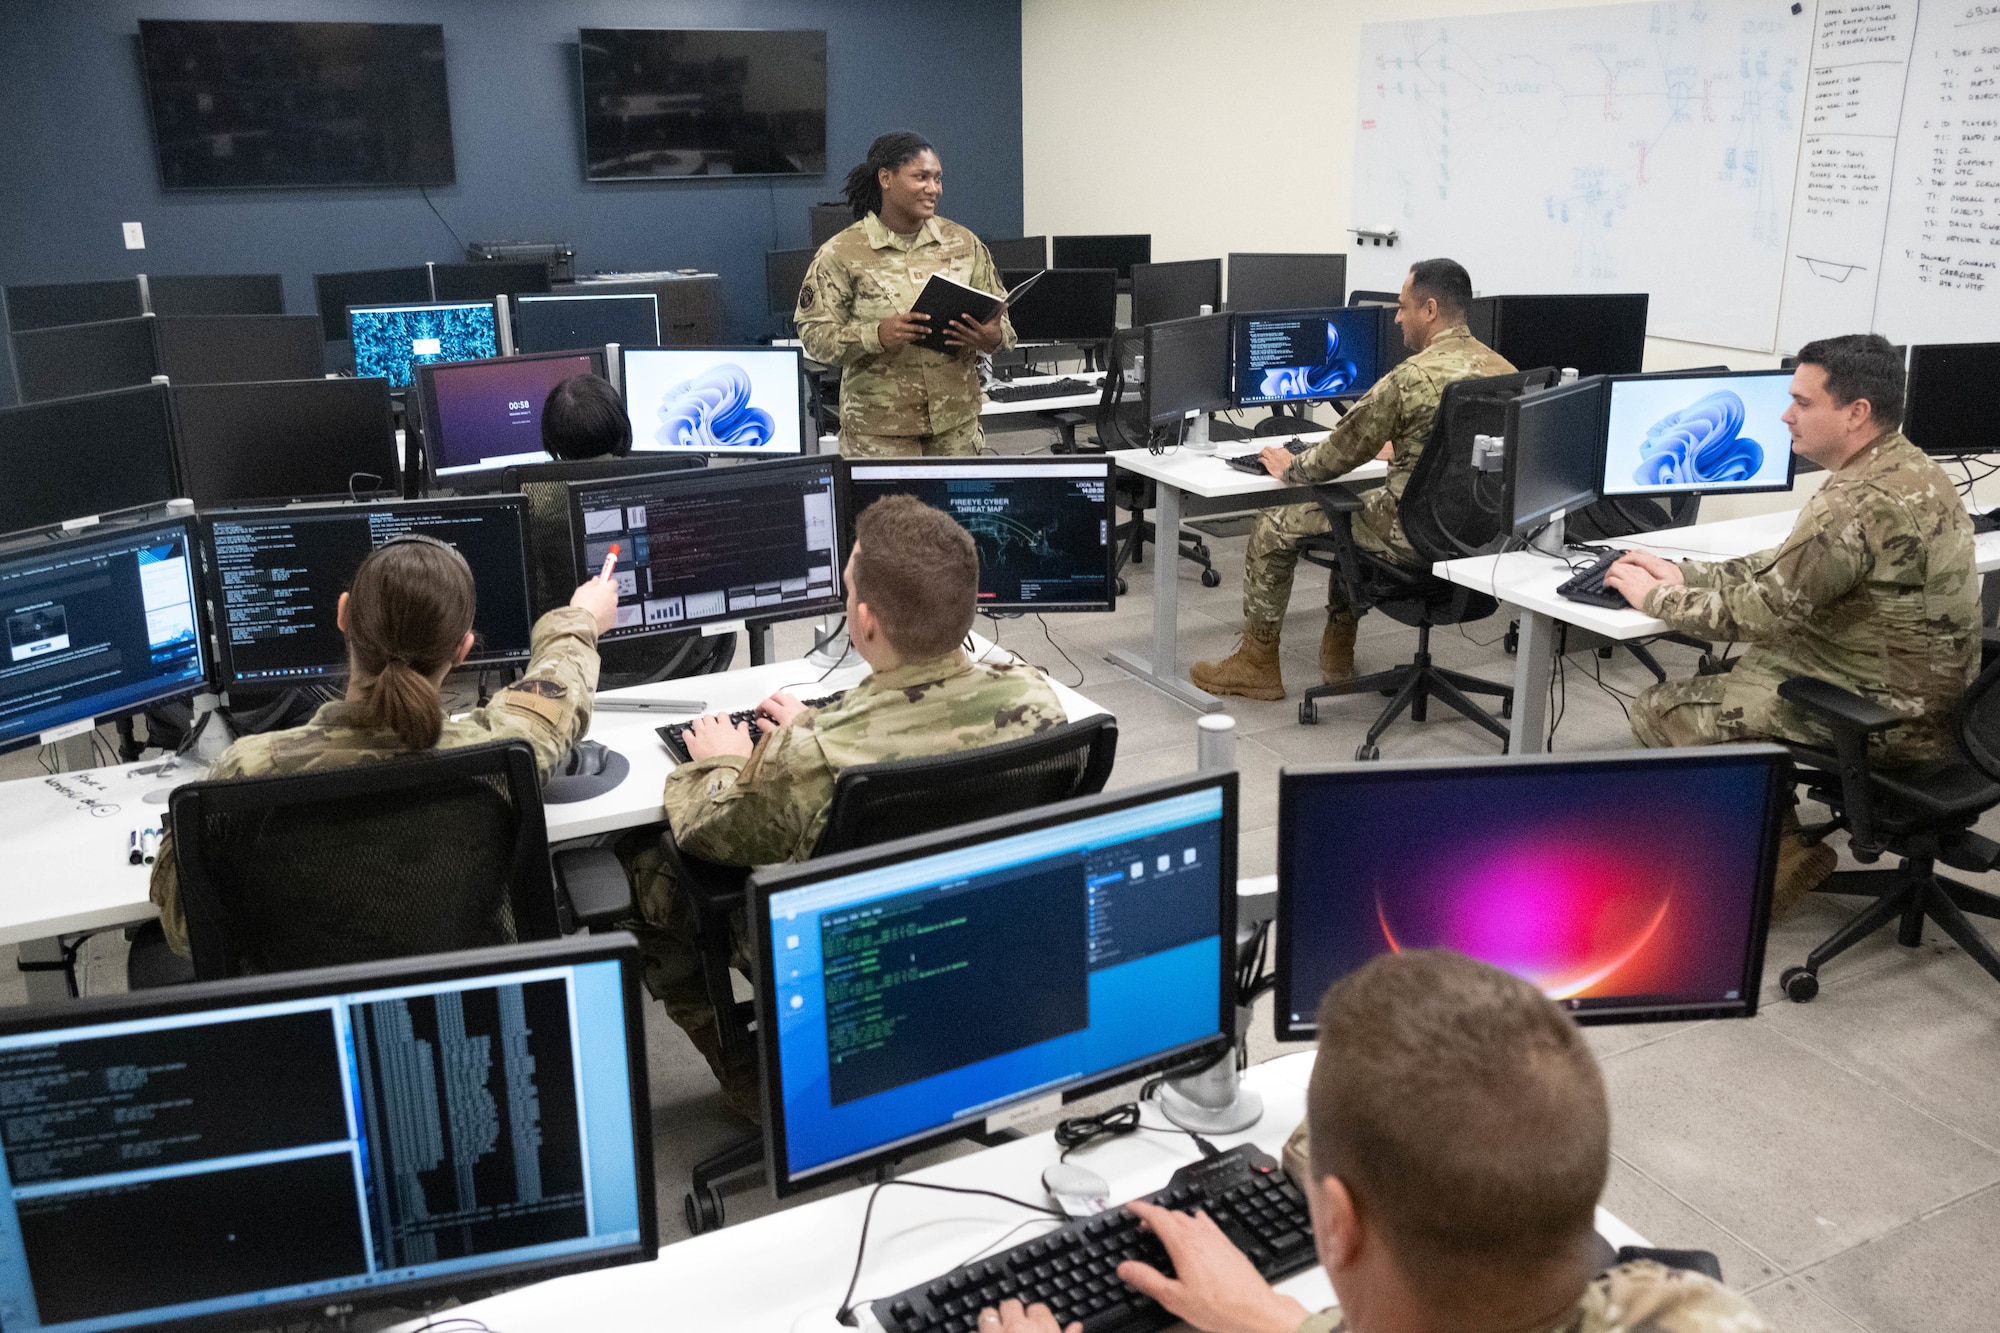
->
1603, 333, 1978, 914
149, 536, 619, 954
620, 496, 1064, 1117
985, 951, 1772, 1333
1192, 259, 1514, 701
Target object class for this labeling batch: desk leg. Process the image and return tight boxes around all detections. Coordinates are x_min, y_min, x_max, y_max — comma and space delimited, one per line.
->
1106, 481, 1223, 712
17, 937, 73, 1003
1510, 610, 1554, 755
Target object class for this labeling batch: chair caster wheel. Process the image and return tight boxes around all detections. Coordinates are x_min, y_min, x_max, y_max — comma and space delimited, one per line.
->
1200, 569, 1221, 588
1355, 744, 1380, 761
1780, 966, 1819, 1003
684, 1187, 724, 1234
1501, 697, 1513, 719
1299, 702, 1318, 725
1115, 577, 1127, 596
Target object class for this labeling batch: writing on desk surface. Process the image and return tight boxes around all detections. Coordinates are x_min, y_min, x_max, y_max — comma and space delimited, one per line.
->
41, 774, 120, 817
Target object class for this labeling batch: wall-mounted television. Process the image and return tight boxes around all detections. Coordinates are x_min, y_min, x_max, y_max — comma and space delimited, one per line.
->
138, 20, 456, 190
578, 29, 827, 181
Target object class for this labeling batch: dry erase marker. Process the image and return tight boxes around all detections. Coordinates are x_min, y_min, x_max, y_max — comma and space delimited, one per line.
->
140, 829, 161, 864
128, 831, 143, 865
600, 543, 621, 582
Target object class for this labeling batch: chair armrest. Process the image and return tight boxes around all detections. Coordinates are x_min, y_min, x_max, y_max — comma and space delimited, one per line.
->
1778, 676, 1893, 856
1778, 677, 1901, 734
552, 847, 634, 933
1311, 483, 1365, 516
1614, 1246, 1723, 1284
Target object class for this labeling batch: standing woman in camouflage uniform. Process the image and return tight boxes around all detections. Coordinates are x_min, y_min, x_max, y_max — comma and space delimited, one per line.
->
794, 131, 1014, 457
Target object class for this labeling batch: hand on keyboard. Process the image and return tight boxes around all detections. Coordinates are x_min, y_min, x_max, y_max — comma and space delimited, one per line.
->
1112, 1200, 1313, 1333
657, 692, 846, 765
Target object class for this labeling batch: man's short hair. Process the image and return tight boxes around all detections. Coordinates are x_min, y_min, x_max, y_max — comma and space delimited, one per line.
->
1407, 259, 1473, 318
541, 373, 631, 460
1307, 950, 1609, 1300
852, 495, 978, 659
1795, 333, 1905, 431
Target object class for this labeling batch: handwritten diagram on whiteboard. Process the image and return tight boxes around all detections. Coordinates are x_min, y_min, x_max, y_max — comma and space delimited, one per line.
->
1353, 2, 1815, 351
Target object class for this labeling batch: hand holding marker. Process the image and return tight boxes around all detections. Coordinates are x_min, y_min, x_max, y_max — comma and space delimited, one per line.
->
601, 543, 620, 584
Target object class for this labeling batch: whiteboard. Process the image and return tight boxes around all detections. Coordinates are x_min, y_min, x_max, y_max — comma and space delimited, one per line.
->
1353, 1, 1817, 351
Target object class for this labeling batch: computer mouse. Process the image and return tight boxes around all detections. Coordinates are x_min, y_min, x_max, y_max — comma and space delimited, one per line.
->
565, 739, 610, 777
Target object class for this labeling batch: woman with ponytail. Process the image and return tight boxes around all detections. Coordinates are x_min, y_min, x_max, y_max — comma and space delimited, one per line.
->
148, 535, 620, 956
794, 130, 1015, 458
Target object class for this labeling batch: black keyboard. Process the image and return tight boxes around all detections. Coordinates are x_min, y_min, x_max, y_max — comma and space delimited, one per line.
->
655, 692, 844, 764
1221, 439, 1309, 475
987, 377, 1096, 403
869, 1144, 1316, 1333
1555, 548, 1631, 609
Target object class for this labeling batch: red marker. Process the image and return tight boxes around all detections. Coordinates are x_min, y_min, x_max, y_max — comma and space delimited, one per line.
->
600, 543, 621, 582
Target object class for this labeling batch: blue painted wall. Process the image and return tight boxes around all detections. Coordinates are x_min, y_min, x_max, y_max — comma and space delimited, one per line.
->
0, 0, 1025, 404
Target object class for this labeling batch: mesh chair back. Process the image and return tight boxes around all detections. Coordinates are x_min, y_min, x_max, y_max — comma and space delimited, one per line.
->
812, 716, 1119, 858
169, 741, 557, 979
1093, 329, 1152, 452
1958, 657, 2000, 783
1398, 367, 1560, 563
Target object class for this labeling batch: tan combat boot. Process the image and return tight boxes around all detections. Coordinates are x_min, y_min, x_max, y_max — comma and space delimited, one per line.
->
1771, 831, 1836, 917
1191, 623, 1286, 700
1320, 612, 1358, 685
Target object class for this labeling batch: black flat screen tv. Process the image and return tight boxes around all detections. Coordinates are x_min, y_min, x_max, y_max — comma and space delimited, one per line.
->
138, 20, 456, 190
578, 29, 827, 181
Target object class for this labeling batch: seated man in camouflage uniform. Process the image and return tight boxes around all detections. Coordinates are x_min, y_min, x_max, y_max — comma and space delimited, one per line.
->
981, 950, 1773, 1333
622, 496, 1066, 1118
1192, 259, 1514, 700
1605, 333, 1978, 912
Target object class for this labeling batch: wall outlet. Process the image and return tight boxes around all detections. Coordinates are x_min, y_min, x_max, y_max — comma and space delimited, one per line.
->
122, 221, 145, 249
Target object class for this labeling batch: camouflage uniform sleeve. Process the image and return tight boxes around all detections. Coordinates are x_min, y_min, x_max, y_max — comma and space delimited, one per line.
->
968, 239, 1017, 352
1589, 1261, 1775, 1332
1294, 1311, 1344, 1333
469, 606, 600, 782
1642, 493, 1868, 641
150, 747, 251, 957
1283, 372, 1406, 485
796, 248, 883, 367
663, 722, 838, 866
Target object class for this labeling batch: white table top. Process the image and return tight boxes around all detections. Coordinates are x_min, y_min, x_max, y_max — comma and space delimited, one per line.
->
1111, 436, 1389, 500
400, 1052, 1648, 1333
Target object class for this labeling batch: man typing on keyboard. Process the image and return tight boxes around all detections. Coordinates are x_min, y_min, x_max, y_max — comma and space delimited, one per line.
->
981, 951, 1771, 1333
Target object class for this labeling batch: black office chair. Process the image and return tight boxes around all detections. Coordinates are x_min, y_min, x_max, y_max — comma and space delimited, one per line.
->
1085, 329, 1220, 591
1771, 659, 2000, 1001
559, 715, 1120, 1233
1294, 369, 1558, 757
139, 740, 561, 983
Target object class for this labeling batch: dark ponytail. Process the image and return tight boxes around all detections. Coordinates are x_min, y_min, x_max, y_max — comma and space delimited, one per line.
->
843, 130, 935, 220
345, 537, 478, 751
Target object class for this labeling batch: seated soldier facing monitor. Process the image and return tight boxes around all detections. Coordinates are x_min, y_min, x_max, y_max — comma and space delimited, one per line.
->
541, 372, 630, 460
620, 495, 1066, 1119
982, 950, 1772, 1333
1603, 333, 1979, 912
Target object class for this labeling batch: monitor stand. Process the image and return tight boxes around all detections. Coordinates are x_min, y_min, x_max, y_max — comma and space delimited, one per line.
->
1528, 511, 1568, 557
1184, 411, 1214, 453
1157, 1004, 1264, 1136
805, 616, 851, 669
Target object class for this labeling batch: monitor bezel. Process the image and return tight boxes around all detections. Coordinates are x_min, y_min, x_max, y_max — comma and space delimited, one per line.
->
1903, 342, 1999, 457
563, 453, 842, 640
1273, 747, 1785, 1042
0, 936, 657, 1333
617, 344, 808, 457
202, 493, 538, 689
1229, 306, 1384, 408
511, 291, 662, 354
1598, 368, 1799, 499
414, 347, 609, 485
344, 299, 503, 390
752, 771, 1241, 1198
1505, 374, 1611, 536
0, 513, 215, 755
836, 456, 1119, 614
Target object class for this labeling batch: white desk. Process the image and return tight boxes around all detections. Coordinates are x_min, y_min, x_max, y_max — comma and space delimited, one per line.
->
393, 1051, 1649, 1333
1433, 513, 2000, 755
982, 370, 1106, 418
1108, 442, 1390, 711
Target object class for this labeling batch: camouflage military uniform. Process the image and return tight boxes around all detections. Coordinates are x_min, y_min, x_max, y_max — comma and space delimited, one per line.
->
622, 649, 1065, 1060
149, 606, 600, 954
795, 213, 1015, 458
1632, 430, 1978, 764
1241, 325, 1515, 629
1294, 1262, 1773, 1333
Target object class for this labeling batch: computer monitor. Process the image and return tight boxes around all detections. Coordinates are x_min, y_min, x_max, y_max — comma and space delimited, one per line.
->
0, 936, 656, 1329
311, 267, 434, 340
349, 301, 501, 390
2, 279, 145, 335
1482, 294, 1650, 377
1051, 235, 1152, 281
10, 316, 159, 403
143, 273, 285, 318
431, 260, 553, 303
1225, 253, 1348, 313
1232, 307, 1381, 408
754, 773, 1238, 1196
1600, 369, 1795, 498
151, 314, 325, 385
986, 236, 1048, 270
1146, 313, 1233, 428
620, 346, 805, 456
765, 248, 816, 320
1349, 289, 1400, 307
0, 515, 208, 753
810, 203, 853, 245
841, 458, 1116, 612
1274, 747, 1784, 1039
514, 293, 661, 355
1000, 268, 1118, 343
565, 455, 840, 638
415, 349, 607, 479
1130, 259, 1223, 328
170, 378, 399, 508
1507, 375, 1611, 536
204, 495, 535, 688
1903, 342, 1998, 456
0, 385, 179, 537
